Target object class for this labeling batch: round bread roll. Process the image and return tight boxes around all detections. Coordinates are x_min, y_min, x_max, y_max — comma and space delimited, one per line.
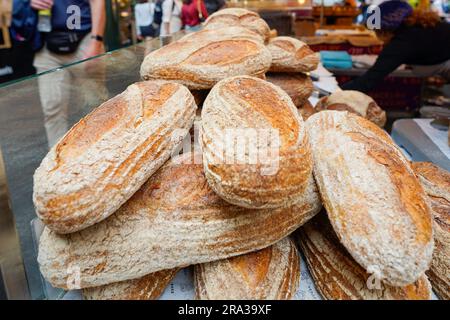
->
265, 72, 314, 107
195, 237, 300, 300
267, 37, 319, 73
200, 75, 312, 209
140, 27, 272, 89
204, 8, 270, 43
315, 90, 387, 127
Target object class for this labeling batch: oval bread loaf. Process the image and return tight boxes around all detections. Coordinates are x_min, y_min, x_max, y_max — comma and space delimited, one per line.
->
195, 237, 300, 300
265, 72, 314, 107
200, 75, 313, 209
33, 80, 197, 234
315, 90, 386, 127
305, 111, 433, 286
38, 152, 321, 289
267, 37, 319, 73
412, 162, 450, 300
204, 8, 270, 43
140, 27, 272, 90
297, 213, 432, 300
82, 269, 178, 300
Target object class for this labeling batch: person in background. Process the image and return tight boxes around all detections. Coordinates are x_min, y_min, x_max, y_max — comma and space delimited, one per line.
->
342, 0, 450, 93
135, 0, 156, 40
31, 0, 107, 147
161, 0, 183, 36
203, 0, 225, 15
181, 0, 208, 32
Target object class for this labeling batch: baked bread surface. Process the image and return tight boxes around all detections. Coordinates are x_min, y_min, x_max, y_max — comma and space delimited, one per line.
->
267, 37, 319, 72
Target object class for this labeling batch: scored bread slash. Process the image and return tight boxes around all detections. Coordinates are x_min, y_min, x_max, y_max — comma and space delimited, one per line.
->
195, 237, 300, 300
33, 80, 197, 234
305, 111, 433, 287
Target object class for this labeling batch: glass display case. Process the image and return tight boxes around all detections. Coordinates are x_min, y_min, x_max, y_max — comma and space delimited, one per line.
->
0, 32, 186, 300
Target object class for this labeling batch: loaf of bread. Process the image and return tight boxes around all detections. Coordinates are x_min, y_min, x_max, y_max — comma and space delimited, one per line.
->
82, 269, 178, 300
297, 213, 432, 300
204, 8, 270, 43
298, 100, 316, 120
265, 72, 314, 107
200, 76, 312, 209
38, 152, 321, 289
195, 237, 300, 300
140, 27, 272, 89
33, 81, 197, 234
412, 162, 450, 300
305, 111, 433, 286
315, 90, 386, 127
267, 37, 319, 73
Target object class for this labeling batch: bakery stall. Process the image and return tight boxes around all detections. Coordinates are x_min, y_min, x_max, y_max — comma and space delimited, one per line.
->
0, 7, 448, 301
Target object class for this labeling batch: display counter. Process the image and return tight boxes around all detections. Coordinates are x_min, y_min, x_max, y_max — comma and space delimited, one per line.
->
0, 32, 187, 299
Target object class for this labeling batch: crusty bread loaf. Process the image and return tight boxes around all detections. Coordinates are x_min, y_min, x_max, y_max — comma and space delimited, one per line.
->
33, 81, 197, 234
195, 237, 300, 300
298, 100, 316, 120
297, 213, 432, 300
200, 75, 312, 209
38, 152, 321, 289
267, 37, 319, 73
305, 111, 433, 286
412, 162, 450, 300
265, 72, 314, 107
204, 8, 270, 43
140, 27, 272, 90
315, 90, 386, 127
83, 269, 178, 300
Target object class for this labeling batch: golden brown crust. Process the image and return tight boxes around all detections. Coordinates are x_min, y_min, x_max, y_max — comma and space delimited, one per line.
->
267, 37, 319, 73
200, 76, 313, 209
33, 81, 197, 234
412, 162, 450, 300
315, 91, 387, 127
140, 27, 272, 89
297, 213, 432, 300
265, 72, 314, 107
38, 152, 321, 289
82, 269, 178, 300
204, 8, 270, 43
305, 111, 433, 286
195, 237, 300, 300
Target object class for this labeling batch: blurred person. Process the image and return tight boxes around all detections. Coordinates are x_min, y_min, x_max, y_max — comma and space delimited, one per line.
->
203, 0, 225, 15
32, 0, 107, 147
181, 0, 208, 32
135, 0, 156, 40
342, 0, 450, 92
161, 0, 183, 36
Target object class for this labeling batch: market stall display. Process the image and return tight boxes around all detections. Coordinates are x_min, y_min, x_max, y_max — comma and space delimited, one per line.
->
0, 7, 448, 301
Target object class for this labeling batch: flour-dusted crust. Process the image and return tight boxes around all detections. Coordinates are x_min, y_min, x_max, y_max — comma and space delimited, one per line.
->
305, 111, 433, 286
82, 269, 178, 300
33, 81, 197, 234
412, 162, 450, 300
267, 37, 319, 73
140, 27, 272, 90
298, 100, 316, 120
265, 72, 314, 107
204, 8, 270, 43
200, 76, 312, 209
195, 237, 300, 300
315, 90, 386, 127
38, 152, 321, 289
297, 213, 432, 300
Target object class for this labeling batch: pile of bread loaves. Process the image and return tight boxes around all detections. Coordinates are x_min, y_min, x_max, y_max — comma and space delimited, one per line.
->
34, 8, 448, 300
